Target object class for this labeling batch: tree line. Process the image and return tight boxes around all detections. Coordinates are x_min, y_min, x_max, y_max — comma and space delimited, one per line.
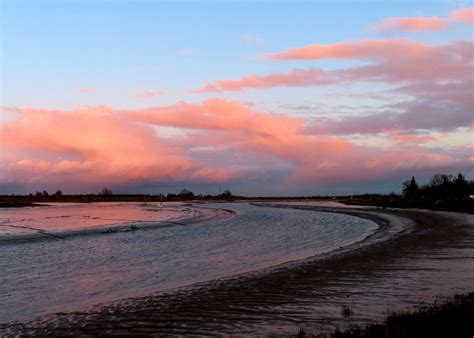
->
402, 173, 473, 212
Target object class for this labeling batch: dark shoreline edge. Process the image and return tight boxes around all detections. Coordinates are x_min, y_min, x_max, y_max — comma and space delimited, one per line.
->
1, 204, 472, 336
0, 201, 48, 208
296, 292, 474, 338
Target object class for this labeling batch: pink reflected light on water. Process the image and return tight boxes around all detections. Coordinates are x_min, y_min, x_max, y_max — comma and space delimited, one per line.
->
0, 202, 193, 236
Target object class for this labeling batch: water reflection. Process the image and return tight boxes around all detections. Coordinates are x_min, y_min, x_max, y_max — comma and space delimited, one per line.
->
0, 203, 377, 324
0, 202, 193, 236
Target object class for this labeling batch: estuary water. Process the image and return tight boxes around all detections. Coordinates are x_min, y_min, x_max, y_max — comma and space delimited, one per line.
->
0, 202, 378, 324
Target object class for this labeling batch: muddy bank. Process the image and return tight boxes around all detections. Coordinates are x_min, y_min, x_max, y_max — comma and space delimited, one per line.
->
1, 205, 472, 336
0, 201, 46, 208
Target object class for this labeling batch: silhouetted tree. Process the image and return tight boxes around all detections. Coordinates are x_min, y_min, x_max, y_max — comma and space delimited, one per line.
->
42, 190, 49, 197
430, 174, 452, 188
453, 173, 469, 199
403, 173, 473, 212
54, 190, 63, 197
221, 189, 232, 197
178, 188, 194, 198
402, 176, 419, 200
99, 187, 113, 195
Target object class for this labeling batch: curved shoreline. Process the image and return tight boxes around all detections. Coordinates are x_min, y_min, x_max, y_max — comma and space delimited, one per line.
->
1, 204, 473, 335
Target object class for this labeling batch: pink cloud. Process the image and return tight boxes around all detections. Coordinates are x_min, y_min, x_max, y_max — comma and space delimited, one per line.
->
0, 104, 238, 186
304, 79, 474, 135
193, 68, 332, 93
193, 40, 473, 107
124, 100, 459, 183
135, 90, 165, 100
128, 99, 302, 138
450, 7, 474, 24
190, 38, 473, 142
292, 150, 455, 183
387, 131, 437, 144
372, 16, 450, 33
263, 39, 430, 61
1, 99, 461, 189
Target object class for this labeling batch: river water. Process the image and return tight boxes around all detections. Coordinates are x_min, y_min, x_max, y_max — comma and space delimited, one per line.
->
0, 202, 378, 324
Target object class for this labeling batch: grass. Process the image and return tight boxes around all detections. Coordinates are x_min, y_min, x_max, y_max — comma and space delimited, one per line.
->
341, 305, 353, 318
295, 292, 474, 338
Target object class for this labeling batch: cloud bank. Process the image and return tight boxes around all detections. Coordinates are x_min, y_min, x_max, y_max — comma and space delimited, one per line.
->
1, 99, 464, 193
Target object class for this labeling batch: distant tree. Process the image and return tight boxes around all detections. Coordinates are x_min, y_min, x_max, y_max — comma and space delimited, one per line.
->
167, 193, 177, 198
396, 172, 472, 212
221, 189, 232, 197
402, 176, 419, 200
431, 174, 455, 200
469, 180, 474, 196
99, 187, 113, 195
42, 190, 49, 197
54, 190, 63, 197
454, 173, 467, 185
430, 174, 452, 188
453, 173, 469, 199
35, 191, 42, 197
178, 188, 194, 198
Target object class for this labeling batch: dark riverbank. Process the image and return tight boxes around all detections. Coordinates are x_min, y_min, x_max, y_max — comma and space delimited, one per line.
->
1, 204, 472, 336
0, 201, 46, 208
296, 292, 474, 337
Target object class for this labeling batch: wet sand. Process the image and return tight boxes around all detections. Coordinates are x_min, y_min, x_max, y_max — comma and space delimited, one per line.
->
1, 204, 473, 336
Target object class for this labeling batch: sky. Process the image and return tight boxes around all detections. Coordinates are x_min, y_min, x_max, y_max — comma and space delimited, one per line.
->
1, 0, 473, 196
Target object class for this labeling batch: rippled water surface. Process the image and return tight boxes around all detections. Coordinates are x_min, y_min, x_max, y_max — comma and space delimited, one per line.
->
0, 202, 377, 323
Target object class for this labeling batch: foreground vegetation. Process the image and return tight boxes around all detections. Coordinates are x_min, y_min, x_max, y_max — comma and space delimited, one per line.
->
296, 292, 474, 338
